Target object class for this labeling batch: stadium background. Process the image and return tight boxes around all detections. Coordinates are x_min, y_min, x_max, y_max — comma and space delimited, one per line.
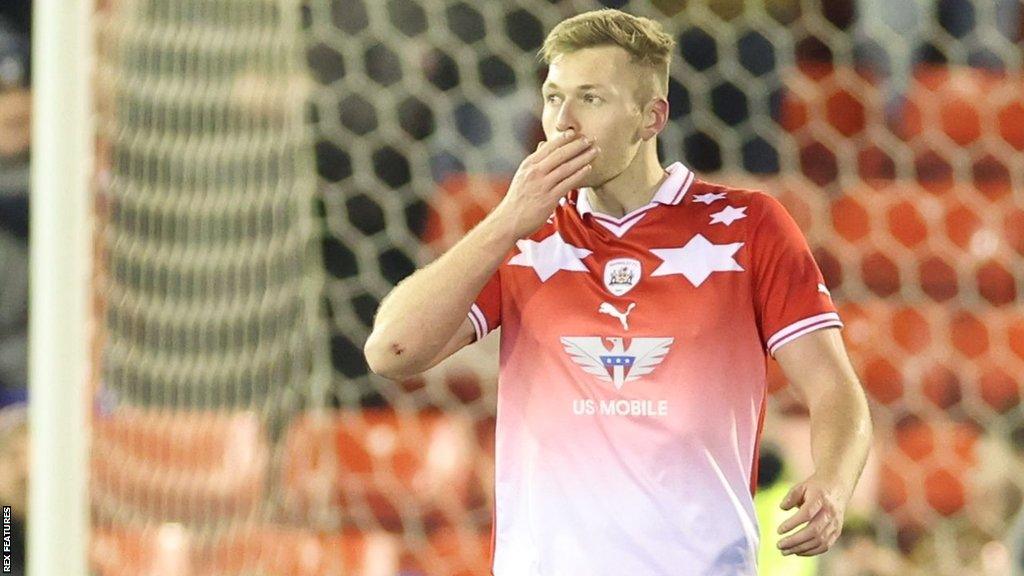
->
12, 0, 1024, 574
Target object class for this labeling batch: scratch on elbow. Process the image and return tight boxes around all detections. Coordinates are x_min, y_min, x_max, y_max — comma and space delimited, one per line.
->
390, 343, 405, 356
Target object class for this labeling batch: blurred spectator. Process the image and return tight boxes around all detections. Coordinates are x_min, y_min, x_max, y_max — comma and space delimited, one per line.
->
0, 2, 29, 36
0, 3, 30, 165
0, 230, 27, 405
0, 403, 28, 576
0, 5, 30, 409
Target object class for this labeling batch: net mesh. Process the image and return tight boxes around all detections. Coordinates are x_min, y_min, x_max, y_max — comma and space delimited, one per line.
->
85, 0, 1024, 574
89, 0, 332, 572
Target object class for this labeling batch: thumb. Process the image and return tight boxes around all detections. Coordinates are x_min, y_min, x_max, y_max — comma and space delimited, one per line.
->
780, 482, 806, 511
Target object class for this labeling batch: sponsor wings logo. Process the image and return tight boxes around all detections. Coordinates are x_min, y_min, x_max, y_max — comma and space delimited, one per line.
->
560, 336, 674, 390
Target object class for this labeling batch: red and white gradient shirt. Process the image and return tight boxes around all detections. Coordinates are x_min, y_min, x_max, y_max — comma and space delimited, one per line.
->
469, 161, 842, 576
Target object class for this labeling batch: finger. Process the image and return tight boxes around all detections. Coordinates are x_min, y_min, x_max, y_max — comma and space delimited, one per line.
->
523, 140, 546, 162
778, 509, 828, 550
792, 531, 835, 557
780, 483, 806, 511
780, 510, 835, 553
526, 130, 577, 165
546, 145, 598, 184
785, 537, 826, 557
778, 525, 817, 551
795, 544, 829, 557
548, 162, 592, 197
778, 495, 823, 534
540, 127, 581, 148
534, 128, 583, 161
535, 136, 592, 174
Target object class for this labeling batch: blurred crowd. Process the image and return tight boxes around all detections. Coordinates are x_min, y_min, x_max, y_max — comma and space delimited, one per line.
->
0, 0, 29, 408
1, 3, 30, 574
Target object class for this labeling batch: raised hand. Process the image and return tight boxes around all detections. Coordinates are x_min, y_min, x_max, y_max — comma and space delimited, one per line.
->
492, 128, 599, 240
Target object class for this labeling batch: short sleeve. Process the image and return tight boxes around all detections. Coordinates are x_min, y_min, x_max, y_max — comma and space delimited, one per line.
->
751, 194, 843, 357
468, 268, 501, 342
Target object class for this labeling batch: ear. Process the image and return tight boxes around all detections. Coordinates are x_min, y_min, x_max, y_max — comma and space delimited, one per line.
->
640, 97, 669, 141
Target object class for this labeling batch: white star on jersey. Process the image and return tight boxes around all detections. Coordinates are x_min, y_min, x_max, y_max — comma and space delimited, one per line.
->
709, 205, 748, 226
509, 231, 592, 282
691, 191, 727, 205
650, 234, 745, 287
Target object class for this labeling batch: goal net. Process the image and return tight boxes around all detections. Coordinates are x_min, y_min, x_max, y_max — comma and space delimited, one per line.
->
87, 0, 334, 573
67, 0, 1024, 575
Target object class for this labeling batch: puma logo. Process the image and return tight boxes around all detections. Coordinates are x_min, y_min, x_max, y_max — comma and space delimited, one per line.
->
598, 302, 636, 331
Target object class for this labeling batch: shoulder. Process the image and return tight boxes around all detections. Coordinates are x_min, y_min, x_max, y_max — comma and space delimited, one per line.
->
687, 180, 782, 214
684, 179, 791, 232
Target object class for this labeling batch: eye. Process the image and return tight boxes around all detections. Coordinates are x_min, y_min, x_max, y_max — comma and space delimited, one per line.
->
584, 93, 602, 104
544, 94, 562, 104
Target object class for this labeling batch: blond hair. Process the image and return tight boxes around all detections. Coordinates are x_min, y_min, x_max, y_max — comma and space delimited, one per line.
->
539, 9, 676, 103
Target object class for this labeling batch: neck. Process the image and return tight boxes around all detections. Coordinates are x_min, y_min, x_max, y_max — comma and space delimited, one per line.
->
586, 143, 666, 218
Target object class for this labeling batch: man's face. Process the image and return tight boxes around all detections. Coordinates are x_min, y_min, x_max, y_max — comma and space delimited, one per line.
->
541, 46, 652, 186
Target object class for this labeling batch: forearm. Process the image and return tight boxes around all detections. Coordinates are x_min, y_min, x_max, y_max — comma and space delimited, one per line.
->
364, 210, 517, 377
807, 381, 873, 501
775, 331, 872, 555
366, 131, 595, 378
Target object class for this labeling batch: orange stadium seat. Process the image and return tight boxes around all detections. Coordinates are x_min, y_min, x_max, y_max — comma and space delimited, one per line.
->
779, 62, 881, 136
835, 301, 1022, 412
202, 525, 347, 576
780, 63, 1024, 190
281, 409, 489, 532
824, 180, 1018, 302
95, 525, 401, 576
879, 416, 982, 523
90, 408, 268, 524
898, 65, 1024, 195
900, 65, 1024, 148
416, 529, 494, 576
778, 62, 891, 184
421, 173, 511, 255
91, 525, 194, 576
201, 525, 493, 576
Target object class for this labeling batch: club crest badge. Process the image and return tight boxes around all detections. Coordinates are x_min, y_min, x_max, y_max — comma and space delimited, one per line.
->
603, 258, 641, 296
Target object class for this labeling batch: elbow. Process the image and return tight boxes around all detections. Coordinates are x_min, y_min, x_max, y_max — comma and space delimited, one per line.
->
363, 332, 421, 381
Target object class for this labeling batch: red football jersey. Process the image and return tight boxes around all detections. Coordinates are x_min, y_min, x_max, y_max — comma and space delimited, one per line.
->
469, 162, 842, 576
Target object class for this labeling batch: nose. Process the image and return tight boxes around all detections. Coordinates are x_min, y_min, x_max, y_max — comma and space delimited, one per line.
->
554, 101, 578, 136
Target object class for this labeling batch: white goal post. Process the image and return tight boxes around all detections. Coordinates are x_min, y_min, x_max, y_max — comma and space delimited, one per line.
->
28, 0, 95, 574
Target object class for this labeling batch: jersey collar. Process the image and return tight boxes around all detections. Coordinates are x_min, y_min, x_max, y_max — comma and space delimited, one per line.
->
575, 161, 695, 220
